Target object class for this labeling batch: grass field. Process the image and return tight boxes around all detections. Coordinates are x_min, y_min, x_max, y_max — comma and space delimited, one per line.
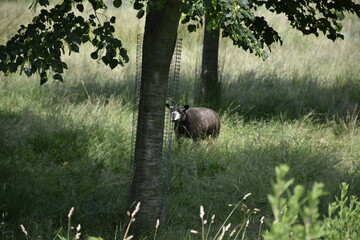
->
1, 1, 360, 239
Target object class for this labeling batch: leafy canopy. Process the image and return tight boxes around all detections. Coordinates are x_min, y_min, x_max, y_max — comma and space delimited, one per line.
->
0, 0, 359, 84
0, 0, 128, 85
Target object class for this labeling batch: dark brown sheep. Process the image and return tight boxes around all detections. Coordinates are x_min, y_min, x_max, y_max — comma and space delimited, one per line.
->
166, 104, 221, 140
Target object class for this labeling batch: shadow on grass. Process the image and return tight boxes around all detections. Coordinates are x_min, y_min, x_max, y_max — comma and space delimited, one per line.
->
167, 139, 360, 237
221, 71, 360, 122
0, 109, 131, 239
2, 67, 360, 239
17, 64, 360, 123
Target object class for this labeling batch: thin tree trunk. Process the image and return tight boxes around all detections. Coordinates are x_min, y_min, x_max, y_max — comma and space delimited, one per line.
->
130, 0, 182, 233
200, 14, 221, 109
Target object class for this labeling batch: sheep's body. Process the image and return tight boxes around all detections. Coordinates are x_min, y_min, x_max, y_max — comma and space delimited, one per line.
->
167, 104, 221, 140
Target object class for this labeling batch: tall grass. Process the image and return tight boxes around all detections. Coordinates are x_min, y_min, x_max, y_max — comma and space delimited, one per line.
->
1, 1, 360, 239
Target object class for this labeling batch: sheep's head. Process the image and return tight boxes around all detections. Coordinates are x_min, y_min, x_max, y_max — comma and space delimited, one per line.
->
166, 104, 189, 122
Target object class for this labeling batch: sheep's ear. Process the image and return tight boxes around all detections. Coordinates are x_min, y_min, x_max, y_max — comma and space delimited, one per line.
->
183, 105, 190, 110
166, 103, 172, 109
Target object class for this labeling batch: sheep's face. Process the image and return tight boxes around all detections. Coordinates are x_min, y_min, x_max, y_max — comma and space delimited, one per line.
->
166, 104, 189, 122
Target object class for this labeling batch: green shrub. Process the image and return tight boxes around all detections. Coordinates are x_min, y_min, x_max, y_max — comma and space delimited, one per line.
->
264, 165, 360, 240
323, 183, 360, 239
264, 165, 325, 239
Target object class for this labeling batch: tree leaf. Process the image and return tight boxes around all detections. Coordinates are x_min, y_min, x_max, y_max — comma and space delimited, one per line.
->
70, 44, 79, 53
102, 56, 109, 65
133, 1, 143, 10
16, 56, 24, 65
76, 4, 84, 12
90, 0, 105, 11
90, 51, 98, 59
24, 67, 32, 77
187, 24, 197, 32
92, 38, 99, 46
137, 9, 145, 19
0, 46, 7, 61
181, 4, 192, 14
53, 63, 64, 73
113, 0, 122, 8
113, 38, 122, 48
110, 16, 116, 24
53, 73, 63, 82
39, 0, 49, 7
40, 71, 47, 85
109, 59, 118, 69
0, 62, 7, 72
81, 35, 90, 43
120, 48, 128, 62
8, 62, 17, 73
61, 62, 68, 70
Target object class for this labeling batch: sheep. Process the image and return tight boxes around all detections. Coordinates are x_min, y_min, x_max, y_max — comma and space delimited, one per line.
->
166, 104, 221, 140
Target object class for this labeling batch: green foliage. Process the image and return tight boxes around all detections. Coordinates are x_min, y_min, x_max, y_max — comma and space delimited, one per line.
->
180, 0, 360, 59
113, 0, 122, 8
184, 165, 360, 240
264, 165, 326, 240
136, 9, 145, 19
0, 0, 128, 84
2, 0, 359, 84
181, 0, 281, 59
252, 0, 360, 40
323, 183, 360, 239
263, 166, 360, 240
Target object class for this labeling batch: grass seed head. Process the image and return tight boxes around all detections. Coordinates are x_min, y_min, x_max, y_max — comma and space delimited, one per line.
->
218, 226, 226, 240
131, 202, 141, 217
211, 214, 215, 223
243, 193, 252, 200
75, 232, 81, 239
156, 219, 160, 229
20, 224, 28, 236
200, 205, 205, 219
229, 228, 236, 237
68, 207, 75, 218
225, 223, 231, 231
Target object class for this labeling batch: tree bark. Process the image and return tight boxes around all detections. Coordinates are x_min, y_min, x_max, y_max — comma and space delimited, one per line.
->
200, 14, 221, 109
130, 0, 182, 233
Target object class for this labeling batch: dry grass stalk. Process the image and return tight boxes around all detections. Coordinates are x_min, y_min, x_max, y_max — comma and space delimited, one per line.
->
200, 205, 205, 240
153, 219, 160, 240
258, 216, 265, 240
123, 202, 141, 240
20, 224, 28, 239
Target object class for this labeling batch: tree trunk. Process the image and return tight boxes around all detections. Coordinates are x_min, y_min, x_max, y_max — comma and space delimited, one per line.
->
200, 14, 221, 109
130, 0, 182, 233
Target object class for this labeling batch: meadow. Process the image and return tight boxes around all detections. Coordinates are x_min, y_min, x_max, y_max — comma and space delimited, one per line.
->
1, 1, 360, 239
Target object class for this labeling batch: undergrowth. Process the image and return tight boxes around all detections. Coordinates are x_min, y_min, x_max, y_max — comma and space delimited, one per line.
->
10, 165, 360, 240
